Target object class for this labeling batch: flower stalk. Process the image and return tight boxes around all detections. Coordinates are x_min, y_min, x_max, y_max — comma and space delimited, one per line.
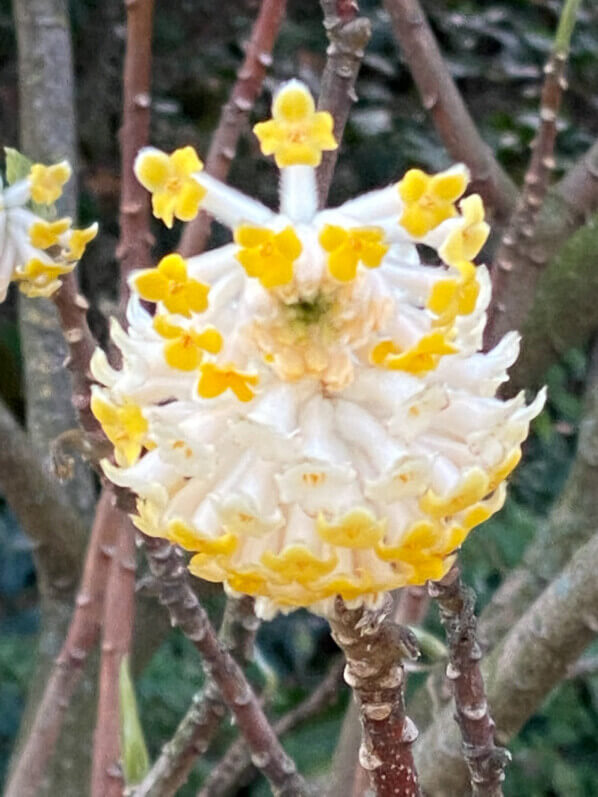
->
329, 595, 421, 797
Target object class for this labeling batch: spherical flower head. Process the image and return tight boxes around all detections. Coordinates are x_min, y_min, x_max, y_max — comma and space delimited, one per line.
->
134, 146, 206, 228
253, 81, 337, 168
96, 86, 545, 619
0, 154, 97, 302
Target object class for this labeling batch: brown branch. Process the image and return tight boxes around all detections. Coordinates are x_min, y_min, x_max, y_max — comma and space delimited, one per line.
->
53, 276, 106, 442
178, 0, 286, 258
117, 0, 155, 311
329, 596, 421, 797
554, 136, 598, 224
567, 653, 598, 680
382, 0, 517, 224
316, 0, 371, 206
0, 399, 88, 590
141, 534, 310, 796
395, 585, 430, 626
504, 206, 598, 395
133, 596, 259, 797
91, 516, 137, 797
485, 49, 569, 350
198, 657, 344, 797
5, 490, 120, 797
415, 529, 598, 795
429, 567, 509, 797
14, 0, 96, 527
479, 342, 598, 648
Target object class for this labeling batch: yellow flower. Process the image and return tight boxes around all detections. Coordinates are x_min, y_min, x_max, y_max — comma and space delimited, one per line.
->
135, 146, 206, 228
261, 546, 338, 586
319, 225, 388, 282
253, 82, 337, 168
316, 508, 387, 549
197, 362, 259, 403
427, 261, 479, 325
439, 194, 490, 266
65, 223, 99, 261
234, 225, 302, 289
371, 331, 458, 375
29, 161, 72, 204
90, 395, 148, 467
13, 257, 75, 297
153, 314, 222, 371
134, 254, 209, 317
29, 218, 71, 249
398, 166, 467, 237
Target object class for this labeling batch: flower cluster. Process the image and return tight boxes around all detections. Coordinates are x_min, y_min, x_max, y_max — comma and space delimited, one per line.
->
0, 157, 97, 300
92, 80, 544, 618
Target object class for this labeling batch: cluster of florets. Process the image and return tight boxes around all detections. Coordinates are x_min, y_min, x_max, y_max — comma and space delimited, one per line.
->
0, 157, 97, 301
84, 81, 544, 618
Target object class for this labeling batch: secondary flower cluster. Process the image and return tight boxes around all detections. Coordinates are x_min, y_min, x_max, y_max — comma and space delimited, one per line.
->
92, 80, 544, 618
0, 158, 97, 300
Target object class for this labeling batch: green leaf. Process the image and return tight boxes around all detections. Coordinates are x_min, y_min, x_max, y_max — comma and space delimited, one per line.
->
4, 147, 33, 185
119, 655, 150, 786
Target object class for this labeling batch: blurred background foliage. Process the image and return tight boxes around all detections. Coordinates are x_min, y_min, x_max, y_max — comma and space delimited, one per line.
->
0, 0, 598, 794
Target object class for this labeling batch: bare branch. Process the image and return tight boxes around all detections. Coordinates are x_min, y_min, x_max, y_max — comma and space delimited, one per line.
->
0, 399, 87, 589
5, 490, 120, 797
316, 0, 371, 206
117, 0, 155, 311
178, 0, 286, 257
13, 0, 96, 523
329, 596, 421, 797
382, 0, 517, 223
141, 534, 310, 796
505, 208, 598, 395
91, 518, 137, 797
415, 529, 598, 795
485, 1, 579, 351
429, 567, 509, 797
479, 343, 598, 648
133, 596, 259, 797
198, 657, 344, 797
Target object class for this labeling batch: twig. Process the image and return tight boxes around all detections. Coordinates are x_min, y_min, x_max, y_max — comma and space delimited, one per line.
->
117, 0, 155, 311
328, 596, 421, 797
428, 567, 510, 797
198, 657, 344, 797
329, 584, 430, 797
382, 0, 517, 223
91, 516, 137, 797
416, 527, 598, 794
316, 0, 371, 206
0, 398, 88, 589
141, 534, 310, 796
567, 653, 598, 680
133, 596, 259, 797
178, 0, 286, 257
479, 340, 598, 649
395, 585, 430, 627
485, 0, 581, 351
5, 490, 120, 797
53, 276, 106, 442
